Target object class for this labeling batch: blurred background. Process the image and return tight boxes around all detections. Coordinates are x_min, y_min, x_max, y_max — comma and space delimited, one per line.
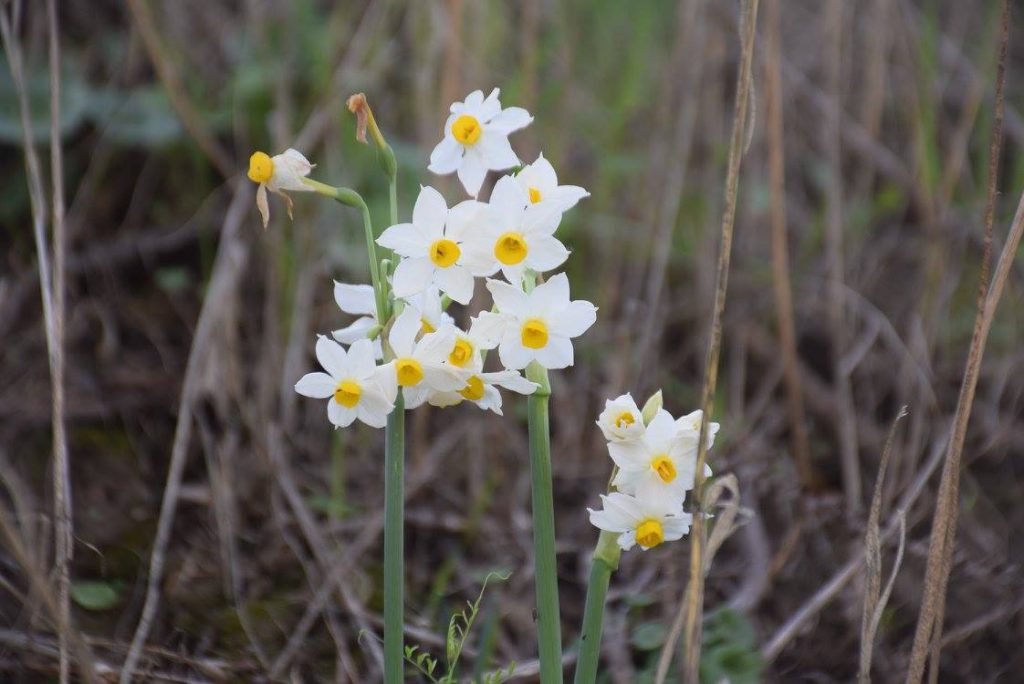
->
2, 0, 1023, 681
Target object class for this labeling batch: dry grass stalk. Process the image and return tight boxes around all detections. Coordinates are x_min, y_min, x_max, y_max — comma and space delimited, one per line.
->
858, 407, 908, 683
45, 2, 71, 681
905, 2, 1011, 681
0, 3, 74, 681
678, 1, 760, 681
762, 0, 819, 492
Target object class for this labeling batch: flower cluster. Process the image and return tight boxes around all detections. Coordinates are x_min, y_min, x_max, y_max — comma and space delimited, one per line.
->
587, 394, 719, 551
292, 87, 596, 425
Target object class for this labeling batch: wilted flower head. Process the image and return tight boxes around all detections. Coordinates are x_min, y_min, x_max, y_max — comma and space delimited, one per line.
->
247, 148, 315, 229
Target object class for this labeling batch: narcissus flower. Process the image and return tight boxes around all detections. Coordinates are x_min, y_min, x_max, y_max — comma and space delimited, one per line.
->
675, 409, 721, 450
377, 187, 482, 304
428, 369, 538, 415
462, 175, 570, 284
471, 274, 596, 371
247, 148, 315, 229
388, 306, 467, 408
609, 408, 711, 498
294, 337, 397, 429
588, 491, 693, 551
514, 153, 589, 213
597, 393, 645, 442
428, 88, 532, 197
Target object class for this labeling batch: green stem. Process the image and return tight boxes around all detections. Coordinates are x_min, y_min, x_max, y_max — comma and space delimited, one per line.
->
573, 531, 621, 684
526, 362, 563, 684
383, 391, 405, 683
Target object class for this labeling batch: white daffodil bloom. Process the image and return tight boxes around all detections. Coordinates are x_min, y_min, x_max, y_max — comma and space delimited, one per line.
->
247, 148, 315, 229
514, 153, 589, 213
471, 274, 596, 371
675, 409, 721, 450
388, 306, 468, 409
333, 282, 382, 359
588, 491, 692, 551
294, 337, 397, 429
428, 88, 533, 197
597, 393, 645, 442
428, 369, 538, 415
609, 409, 711, 498
377, 187, 482, 304
461, 175, 570, 285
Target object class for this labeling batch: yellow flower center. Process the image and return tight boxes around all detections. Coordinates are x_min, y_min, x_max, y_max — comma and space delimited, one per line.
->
636, 519, 665, 549
429, 238, 461, 268
248, 151, 274, 184
459, 375, 485, 401
651, 455, 676, 483
615, 412, 635, 429
494, 232, 528, 265
451, 114, 482, 145
449, 338, 474, 367
521, 318, 549, 349
333, 380, 361, 408
528, 186, 542, 203
395, 358, 424, 387
420, 318, 436, 335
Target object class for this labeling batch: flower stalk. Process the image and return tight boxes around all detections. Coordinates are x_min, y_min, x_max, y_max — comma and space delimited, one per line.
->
574, 530, 621, 684
383, 391, 405, 683
526, 360, 563, 684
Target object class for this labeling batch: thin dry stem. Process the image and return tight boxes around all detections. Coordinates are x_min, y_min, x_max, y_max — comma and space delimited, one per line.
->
679, 1, 760, 681
906, 2, 1010, 680
859, 407, 908, 683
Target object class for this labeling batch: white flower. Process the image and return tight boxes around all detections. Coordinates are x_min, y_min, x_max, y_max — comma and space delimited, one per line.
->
377, 187, 482, 304
247, 149, 315, 229
388, 306, 468, 408
461, 175, 570, 285
428, 88, 532, 197
609, 409, 711, 498
294, 337, 397, 429
588, 491, 692, 551
597, 393, 645, 442
675, 409, 721, 450
514, 153, 589, 213
333, 282, 382, 359
471, 273, 596, 371
427, 370, 538, 415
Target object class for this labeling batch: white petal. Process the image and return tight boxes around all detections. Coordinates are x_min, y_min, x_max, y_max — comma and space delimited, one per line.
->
645, 410, 678, 450
413, 186, 448, 237
391, 257, 436, 299
377, 222, 428, 257
435, 265, 474, 305
607, 442, 649, 471
526, 153, 558, 190
457, 151, 488, 197
530, 273, 570, 316
422, 365, 468, 392
446, 200, 487, 242
389, 306, 422, 358
478, 88, 502, 120
550, 300, 597, 339
617, 530, 638, 551
546, 185, 590, 211
402, 385, 430, 409
327, 400, 357, 428
477, 131, 520, 171
534, 335, 574, 369
525, 235, 570, 274
483, 370, 538, 395
497, 332, 535, 370
468, 311, 508, 349
294, 372, 336, 399
428, 135, 464, 175
475, 385, 504, 414
332, 316, 377, 345
334, 282, 377, 316
347, 339, 378, 379
463, 89, 485, 110
489, 175, 529, 217
356, 385, 393, 428
373, 362, 399, 404
315, 336, 349, 377
487, 106, 533, 134
415, 326, 456, 364
486, 279, 529, 317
